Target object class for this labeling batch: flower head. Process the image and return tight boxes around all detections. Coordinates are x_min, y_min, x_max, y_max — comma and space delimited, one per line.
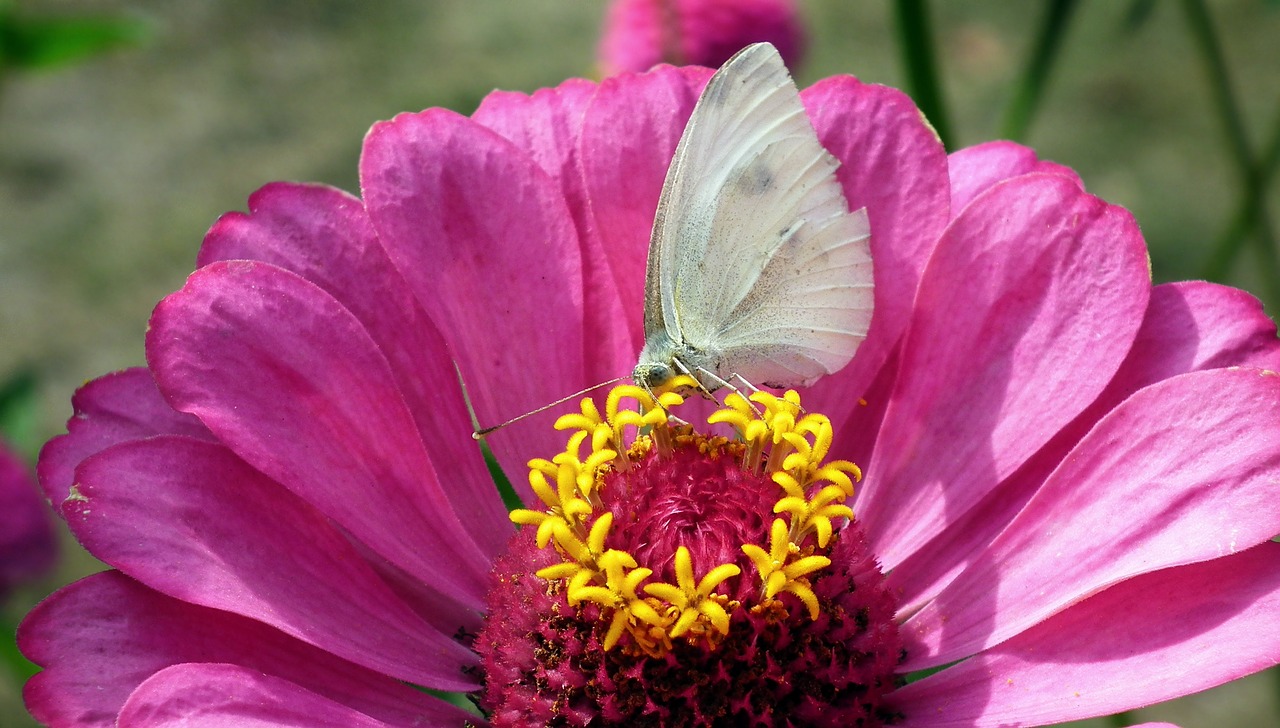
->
599, 0, 805, 75
0, 439, 56, 600
484, 384, 901, 723
21, 53, 1280, 727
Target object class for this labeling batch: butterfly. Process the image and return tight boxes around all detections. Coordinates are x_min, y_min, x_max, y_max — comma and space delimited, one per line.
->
631, 42, 874, 394
472, 44, 873, 438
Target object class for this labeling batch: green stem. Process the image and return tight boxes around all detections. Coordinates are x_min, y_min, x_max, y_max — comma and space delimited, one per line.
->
1250, 201, 1280, 307
999, 0, 1081, 142
892, 0, 954, 149
1179, 0, 1280, 299
1201, 105, 1280, 284
1178, 0, 1252, 172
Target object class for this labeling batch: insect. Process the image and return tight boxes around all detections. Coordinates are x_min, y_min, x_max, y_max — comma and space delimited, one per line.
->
632, 42, 874, 395
472, 43, 873, 438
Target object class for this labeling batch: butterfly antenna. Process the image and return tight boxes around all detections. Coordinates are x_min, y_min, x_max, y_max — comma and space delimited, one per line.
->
471, 376, 627, 439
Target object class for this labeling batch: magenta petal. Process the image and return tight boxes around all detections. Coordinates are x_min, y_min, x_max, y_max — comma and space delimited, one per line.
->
947, 141, 1080, 217
859, 173, 1150, 568
472, 79, 636, 383
37, 368, 211, 510
0, 443, 55, 594
21, 571, 472, 727
118, 664, 399, 727
1108, 280, 1280, 376
360, 107, 586, 485
472, 80, 598, 194
901, 368, 1280, 669
888, 280, 1280, 610
893, 543, 1280, 727
579, 64, 712, 361
68, 436, 477, 690
147, 261, 492, 603
197, 181, 510, 559
800, 77, 950, 431
597, 0, 805, 75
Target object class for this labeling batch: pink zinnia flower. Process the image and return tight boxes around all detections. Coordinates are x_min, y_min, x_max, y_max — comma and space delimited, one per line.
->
0, 439, 56, 600
21, 57, 1280, 727
599, 0, 804, 75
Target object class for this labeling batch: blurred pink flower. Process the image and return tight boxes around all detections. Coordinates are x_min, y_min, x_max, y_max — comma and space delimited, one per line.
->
0, 439, 56, 600
599, 0, 804, 75
19, 57, 1280, 726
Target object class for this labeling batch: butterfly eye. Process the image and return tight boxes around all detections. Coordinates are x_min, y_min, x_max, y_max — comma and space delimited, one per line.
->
634, 362, 674, 389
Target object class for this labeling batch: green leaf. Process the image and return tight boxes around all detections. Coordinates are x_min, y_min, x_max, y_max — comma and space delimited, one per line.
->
0, 368, 39, 458
1122, 0, 1160, 34
0, 10, 150, 71
480, 440, 523, 513
421, 687, 483, 717
0, 611, 38, 684
450, 359, 524, 513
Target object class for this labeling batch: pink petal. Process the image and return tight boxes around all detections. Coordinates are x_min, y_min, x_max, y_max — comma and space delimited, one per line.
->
21, 571, 472, 727
858, 173, 1150, 568
360, 107, 586, 488
197, 181, 510, 559
947, 141, 1080, 217
675, 0, 805, 71
472, 79, 636, 383
819, 347, 899, 475
578, 64, 712, 365
472, 80, 598, 193
596, 0, 664, 74
1110, 280, 1280, 375
800, 76, 951, 439
147, 261, 493, 604
888, 280, 1280, 610
37, 368, 211, 510
893, 543, 1280, 727
0, 443, 55, 593
118, 664, 396, 728
67, 436, 477, 690
597, 0, 805, 75
901, 368, 1280, 669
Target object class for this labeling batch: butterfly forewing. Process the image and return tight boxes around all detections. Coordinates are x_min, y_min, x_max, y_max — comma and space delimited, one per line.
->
640, 42, 873, 389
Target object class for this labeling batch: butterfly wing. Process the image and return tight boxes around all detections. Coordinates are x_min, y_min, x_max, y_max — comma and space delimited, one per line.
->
645, 42, 873, 388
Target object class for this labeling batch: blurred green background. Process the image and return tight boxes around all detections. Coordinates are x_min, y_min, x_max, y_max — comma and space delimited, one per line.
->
1, 1, 1277, 726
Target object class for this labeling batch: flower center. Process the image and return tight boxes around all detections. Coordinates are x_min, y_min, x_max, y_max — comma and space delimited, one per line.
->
476, 381, 904, 726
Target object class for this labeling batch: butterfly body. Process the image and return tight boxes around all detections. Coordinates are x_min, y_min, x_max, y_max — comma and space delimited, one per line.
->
633, 42, 874, 393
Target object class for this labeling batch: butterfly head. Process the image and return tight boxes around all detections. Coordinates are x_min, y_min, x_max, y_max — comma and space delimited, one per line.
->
634, 336, 726, 398
632, 360, 675, 391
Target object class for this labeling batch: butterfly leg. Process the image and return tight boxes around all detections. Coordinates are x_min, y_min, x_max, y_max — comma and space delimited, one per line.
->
728, 372, 764, 396
676, 361, 768, 417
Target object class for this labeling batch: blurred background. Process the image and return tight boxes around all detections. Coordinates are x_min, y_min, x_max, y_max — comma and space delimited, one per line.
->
1, 1, 1277, 725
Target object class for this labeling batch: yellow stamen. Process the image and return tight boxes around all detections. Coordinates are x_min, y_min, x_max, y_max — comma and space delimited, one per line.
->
643, 547, 742, 639
512, 383, 861, 653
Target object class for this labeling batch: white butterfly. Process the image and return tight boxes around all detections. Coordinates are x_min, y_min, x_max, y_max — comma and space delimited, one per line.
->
632, 43, 875, 393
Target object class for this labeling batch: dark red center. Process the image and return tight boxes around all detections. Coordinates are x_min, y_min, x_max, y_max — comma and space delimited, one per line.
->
475, 432, 905, 726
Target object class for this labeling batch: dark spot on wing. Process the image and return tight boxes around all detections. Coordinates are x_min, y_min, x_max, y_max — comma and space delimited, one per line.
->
734, 163, 775, 195
777, 220, 803, 242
